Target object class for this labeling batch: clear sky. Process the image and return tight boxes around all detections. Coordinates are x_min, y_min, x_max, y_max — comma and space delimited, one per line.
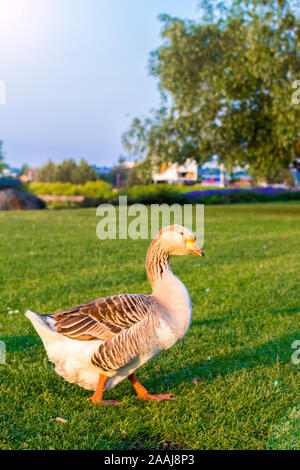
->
0, 0, 199, 169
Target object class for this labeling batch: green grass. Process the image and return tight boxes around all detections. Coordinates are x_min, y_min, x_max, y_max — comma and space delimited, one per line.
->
268, 403, 300, 450
0, 203, 299, 450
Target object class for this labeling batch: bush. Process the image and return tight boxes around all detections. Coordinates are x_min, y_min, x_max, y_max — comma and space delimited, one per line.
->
120, 184, 189, 204
28, 182, 300, 207
28, 181, 112, 197
185, 187, 300, 204
81, 185, 300, 207
80, 184, 190, 207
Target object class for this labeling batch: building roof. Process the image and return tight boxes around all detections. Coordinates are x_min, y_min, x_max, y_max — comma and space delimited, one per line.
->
0, 178, 22, 188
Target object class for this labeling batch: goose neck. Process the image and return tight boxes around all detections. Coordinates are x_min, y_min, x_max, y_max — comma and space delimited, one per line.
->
145, 238, 171, 288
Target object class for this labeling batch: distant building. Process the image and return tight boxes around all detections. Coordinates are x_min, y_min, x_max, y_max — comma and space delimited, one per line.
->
153, 159, 198, 185
291, 167, 300, 186
199, 158, 224, 186
229, 165, 252, 187
120, 161, 134, 169
0, 165, 22, 188
200, 160, 252, 187
1, 166, 20, 178
0, 177, 21, 189
91, 165, 112, 176
19, 168, 39, 183
152, 157, 252, 187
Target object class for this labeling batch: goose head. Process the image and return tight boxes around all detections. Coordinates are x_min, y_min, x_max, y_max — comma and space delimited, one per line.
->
157, 224, 204, 257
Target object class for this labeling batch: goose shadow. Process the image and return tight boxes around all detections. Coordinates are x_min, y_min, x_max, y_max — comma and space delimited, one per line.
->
164, 331, 299, 386
192, 316, 229, 327
0, 335, 42, 352
267, 307, 300, 316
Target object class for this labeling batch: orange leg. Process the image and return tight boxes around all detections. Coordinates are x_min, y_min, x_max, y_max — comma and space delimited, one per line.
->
87, 373, 123, 405
128, 373, 175, 401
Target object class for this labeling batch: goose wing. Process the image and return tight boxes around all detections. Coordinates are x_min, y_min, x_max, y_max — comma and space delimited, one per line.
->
50, 294, 153, 341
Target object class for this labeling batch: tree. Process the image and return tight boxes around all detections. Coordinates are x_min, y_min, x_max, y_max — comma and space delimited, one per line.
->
55, 159, 77, 183
36, 160, 57, 182
126, 159, 154, 187
0, 140, 6, 174
109, 162, 130, 187
37, 159, 99, 184
19, 164, 30, 176
123, 0, 300, 177
72, 159, 98, 184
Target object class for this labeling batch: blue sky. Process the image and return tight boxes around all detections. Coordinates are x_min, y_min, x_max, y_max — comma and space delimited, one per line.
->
0, 0, 199, 169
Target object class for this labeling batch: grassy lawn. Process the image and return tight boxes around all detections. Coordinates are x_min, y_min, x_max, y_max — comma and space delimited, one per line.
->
0, 203, 299, 450
267, 403, 300, 450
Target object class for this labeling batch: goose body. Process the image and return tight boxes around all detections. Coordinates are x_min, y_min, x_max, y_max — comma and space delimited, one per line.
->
26, 225, 204, 403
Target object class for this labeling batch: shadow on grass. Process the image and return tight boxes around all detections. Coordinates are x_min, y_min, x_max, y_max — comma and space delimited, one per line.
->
165, 331, 299, 385
1, 335, 42, 352
193, 317, 229, 327
267, 307, 300, 316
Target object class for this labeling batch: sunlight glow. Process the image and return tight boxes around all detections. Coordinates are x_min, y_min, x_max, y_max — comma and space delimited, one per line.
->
0, 0, 27, 34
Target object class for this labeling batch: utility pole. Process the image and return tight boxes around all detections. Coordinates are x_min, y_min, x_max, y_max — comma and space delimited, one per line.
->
219, 163, 225, 188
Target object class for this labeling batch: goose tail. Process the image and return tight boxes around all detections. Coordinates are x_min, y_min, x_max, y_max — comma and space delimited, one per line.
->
25, 310, 59, 344
25, 310, 56, 330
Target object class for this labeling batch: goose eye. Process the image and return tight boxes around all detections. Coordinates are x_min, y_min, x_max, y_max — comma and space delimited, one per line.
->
180, 231, 184, 236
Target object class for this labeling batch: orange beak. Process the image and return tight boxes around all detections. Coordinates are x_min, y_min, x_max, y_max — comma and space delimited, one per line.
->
186, 238, 205, 257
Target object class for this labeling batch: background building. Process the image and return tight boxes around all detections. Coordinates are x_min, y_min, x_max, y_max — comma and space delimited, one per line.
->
153, 159, 198, 185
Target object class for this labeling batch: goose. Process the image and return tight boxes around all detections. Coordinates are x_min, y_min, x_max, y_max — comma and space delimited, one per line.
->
25, 224, 204, 405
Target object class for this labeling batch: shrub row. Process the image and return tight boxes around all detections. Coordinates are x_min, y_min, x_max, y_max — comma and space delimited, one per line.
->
27, 182, 300, 206
81, 185, 300, 207
28, 181, 112, 198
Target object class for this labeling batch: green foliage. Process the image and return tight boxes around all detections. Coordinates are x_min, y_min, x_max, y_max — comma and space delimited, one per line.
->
0, 204, 299, 449
80, 184, 196, 207
37, 159, 99, 184
28, 181, 300, 207
28, 180, 112, 197
0, 140, 6, 173
252, 167, 297, 185
19, 164, 30, 176
121, 184, 189, 204
100, 159, 155, 188
123, 0, 300, 176
268, 403, 300, 449
81, 184, 300, 207
36, 160, 57, 182
110, 164, 129, 186
72, 160, 99, 184
202, 190, 300, 204
54, 159, 77, 183
126, 159, 154, 187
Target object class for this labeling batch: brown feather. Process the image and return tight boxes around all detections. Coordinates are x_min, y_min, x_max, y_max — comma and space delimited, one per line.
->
50, 294, 152, 341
